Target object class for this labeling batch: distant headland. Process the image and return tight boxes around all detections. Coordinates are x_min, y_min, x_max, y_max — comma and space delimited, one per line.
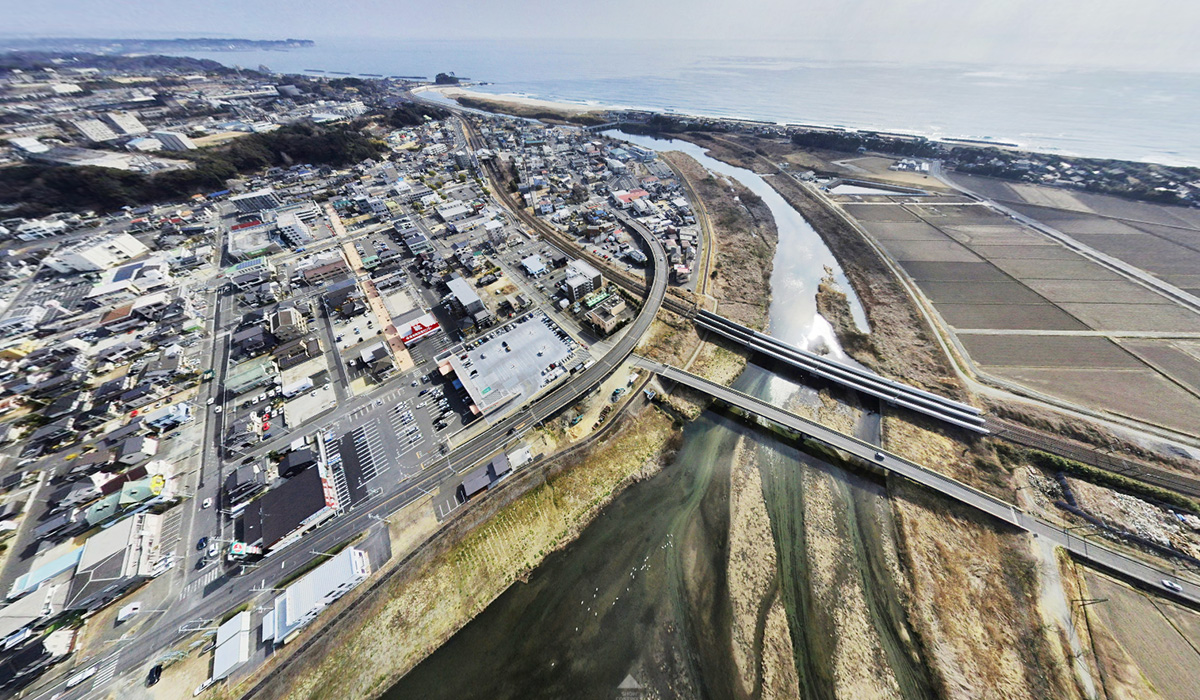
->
0, 37, 314, 53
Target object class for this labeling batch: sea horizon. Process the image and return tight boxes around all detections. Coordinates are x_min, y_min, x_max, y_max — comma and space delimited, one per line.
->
148, 36, 1200, 168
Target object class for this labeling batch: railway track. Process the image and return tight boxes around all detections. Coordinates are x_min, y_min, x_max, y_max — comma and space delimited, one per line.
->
987, 418, 1200, 501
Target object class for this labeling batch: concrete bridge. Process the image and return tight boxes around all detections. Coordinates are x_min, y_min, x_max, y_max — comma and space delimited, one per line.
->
693, 310, 987, 433
636, 357, 1200, 606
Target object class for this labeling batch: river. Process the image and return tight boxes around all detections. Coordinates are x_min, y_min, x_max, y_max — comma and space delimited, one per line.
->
385, 136, 933, 699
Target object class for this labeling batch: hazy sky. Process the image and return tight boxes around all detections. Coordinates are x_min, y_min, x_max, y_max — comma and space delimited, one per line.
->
6, 0, 1199, 71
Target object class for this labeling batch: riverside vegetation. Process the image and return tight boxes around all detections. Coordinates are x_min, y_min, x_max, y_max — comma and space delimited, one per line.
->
225, 112, 1196, 700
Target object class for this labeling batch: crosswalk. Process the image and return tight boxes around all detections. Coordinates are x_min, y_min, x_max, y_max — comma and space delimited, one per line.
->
91, 652, 120, 690
179, 567, 222, 600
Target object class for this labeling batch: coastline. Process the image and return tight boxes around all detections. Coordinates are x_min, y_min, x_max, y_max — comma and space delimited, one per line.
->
418, 82, 1198, 168
420, 85, 598, 116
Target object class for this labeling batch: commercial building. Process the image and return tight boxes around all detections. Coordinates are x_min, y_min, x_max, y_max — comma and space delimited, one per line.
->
70, 118, 119, 143
439, 315, 574, 418
301, 259, 350, 285
0, 305, 47, 335
63, 512, 165, 611
521, 255, 548, 277
275, 211, 313, 248
269, 308, 308, 341
397, 313, 440, 346
230, 187, 282, 213
211, 611, 252, 682
446, 275, 484, 315
585, 295, 628, 334
149, 130, 196, 151
260, 547, 370, 646
225, 358, 276, 395
435, 201, 470, 223
458, 453, 513, 500
226, 257, 276, 289
101, 111, 148, 136
13, 218, 67, 240
227, 220, 280, 260
239, 465, 337, 554
562, 259, 603, 302
43, 233, 149, 273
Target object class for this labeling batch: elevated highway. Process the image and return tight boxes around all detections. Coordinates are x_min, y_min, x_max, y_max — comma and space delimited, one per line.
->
693, 310, 987, 433
637, 358, 1200, 607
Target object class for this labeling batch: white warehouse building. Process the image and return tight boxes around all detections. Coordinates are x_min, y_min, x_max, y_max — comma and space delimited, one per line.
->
261, 547, 370, 646
43, 232, 149, 273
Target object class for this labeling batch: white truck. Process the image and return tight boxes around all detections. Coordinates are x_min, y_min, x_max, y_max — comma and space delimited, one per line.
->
281, 377, 315, 398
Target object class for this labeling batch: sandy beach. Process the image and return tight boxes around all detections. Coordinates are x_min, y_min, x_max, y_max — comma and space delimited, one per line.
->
420, 85, 604, 116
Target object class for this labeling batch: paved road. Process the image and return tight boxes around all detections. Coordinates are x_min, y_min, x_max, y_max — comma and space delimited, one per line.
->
20, 152, 673, 700
639, 358, 1200, 608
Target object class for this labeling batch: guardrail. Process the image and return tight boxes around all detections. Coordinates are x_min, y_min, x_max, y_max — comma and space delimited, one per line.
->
641, 358, 1200, 606
694, 310, 986, 433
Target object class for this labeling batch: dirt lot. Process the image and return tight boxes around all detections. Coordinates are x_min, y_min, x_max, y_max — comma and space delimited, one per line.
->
959, 335, 1144, 368
817, 172, 1200, 436
1121, 339, 1200, 394
1000, 367, 1200, 436
950, 173, 1200, 295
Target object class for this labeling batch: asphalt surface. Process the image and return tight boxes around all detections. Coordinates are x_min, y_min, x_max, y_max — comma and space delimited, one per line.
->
21, 139, 671, 700
640, 358, 1200, 608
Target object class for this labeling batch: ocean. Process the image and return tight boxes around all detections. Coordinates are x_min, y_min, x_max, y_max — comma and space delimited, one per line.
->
166, 37, 1200, 166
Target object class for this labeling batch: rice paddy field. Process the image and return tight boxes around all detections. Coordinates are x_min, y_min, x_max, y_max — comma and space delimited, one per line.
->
834, 182, 1200, 438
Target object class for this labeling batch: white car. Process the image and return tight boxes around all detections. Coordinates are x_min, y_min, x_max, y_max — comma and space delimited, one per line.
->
206, 397, 215, 405
207, 543, 219, 558
213, 406, 222, 414
1162, 579, 1183, 593
201, 498, 212, 509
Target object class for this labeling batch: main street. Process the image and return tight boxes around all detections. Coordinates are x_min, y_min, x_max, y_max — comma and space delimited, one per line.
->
24, 132, 671, 700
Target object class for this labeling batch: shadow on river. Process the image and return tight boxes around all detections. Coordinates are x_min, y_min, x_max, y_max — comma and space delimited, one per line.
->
385, 362, 935, 699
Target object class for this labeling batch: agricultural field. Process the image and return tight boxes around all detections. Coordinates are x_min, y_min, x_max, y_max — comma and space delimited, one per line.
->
837, 189, 1200, 438
1083, 570, 1200, 700
950, 174, 1200, 296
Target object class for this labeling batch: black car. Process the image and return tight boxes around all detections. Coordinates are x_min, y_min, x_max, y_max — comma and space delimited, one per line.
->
196, 536, 209, 551
195, 557, 207, 570
146, 664, 163, 686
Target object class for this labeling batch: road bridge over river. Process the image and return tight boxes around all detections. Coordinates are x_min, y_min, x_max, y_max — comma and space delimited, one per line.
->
636, 357, 1200, 607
